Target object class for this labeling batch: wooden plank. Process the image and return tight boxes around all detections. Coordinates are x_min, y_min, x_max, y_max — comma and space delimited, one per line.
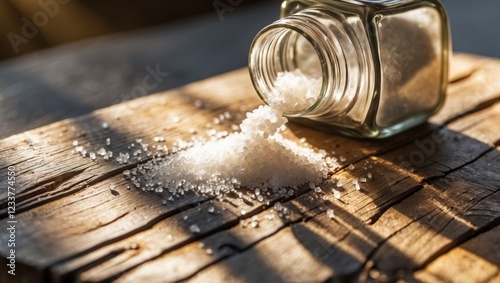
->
412, 225, 500, 283
112, 103, 500, 282
174, 148, 500, 283
0, 54, 499, 283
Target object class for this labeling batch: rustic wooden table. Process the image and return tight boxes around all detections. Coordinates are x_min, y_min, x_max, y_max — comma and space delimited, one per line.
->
0, 52, 499, 283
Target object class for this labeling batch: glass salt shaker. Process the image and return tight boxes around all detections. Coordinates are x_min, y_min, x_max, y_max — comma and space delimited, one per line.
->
249, 0, 451, 138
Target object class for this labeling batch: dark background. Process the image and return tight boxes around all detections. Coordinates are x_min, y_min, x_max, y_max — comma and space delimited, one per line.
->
1, 0, 499, 62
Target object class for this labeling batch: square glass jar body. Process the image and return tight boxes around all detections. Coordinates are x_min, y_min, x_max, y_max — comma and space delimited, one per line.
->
281, 0, 450, 138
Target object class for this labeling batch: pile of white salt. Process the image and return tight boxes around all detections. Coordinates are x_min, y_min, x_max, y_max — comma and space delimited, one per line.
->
131, 69, 333, 197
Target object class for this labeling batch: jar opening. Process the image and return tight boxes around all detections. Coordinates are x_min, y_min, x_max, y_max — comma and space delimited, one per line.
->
249, 25, 325, 116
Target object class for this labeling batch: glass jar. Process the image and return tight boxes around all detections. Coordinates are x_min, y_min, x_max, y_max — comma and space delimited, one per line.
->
248, 0, 450, 138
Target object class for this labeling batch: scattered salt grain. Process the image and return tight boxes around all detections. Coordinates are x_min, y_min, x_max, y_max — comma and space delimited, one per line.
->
106, 138, 111, 146
153, 136, 165, 142
101, 122, 109, 129
122, 170, 131, 178
326, 209, 335, 219
97, 148, 106, 156
116, 153, 130, 164
352, 178, 361, 191
332, 189, 341, 200
128, 243, 139, 250
274, 202, 283, 212
368, 172, 373, 179
189, 224, 201, 234
250, 220, 259, 228
72, 140, 79, 146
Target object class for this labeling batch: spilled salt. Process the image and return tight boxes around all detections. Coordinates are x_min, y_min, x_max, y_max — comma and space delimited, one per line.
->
134, 104, 332, 196
129, 69, 333, 197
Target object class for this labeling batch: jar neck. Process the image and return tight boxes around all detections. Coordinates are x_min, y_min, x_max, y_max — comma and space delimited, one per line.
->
249, 7, 366, 118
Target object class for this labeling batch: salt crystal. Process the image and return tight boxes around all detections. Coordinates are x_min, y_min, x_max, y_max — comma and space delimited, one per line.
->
352, 178, 361, 191
153, 136, 165, 142
72, 140, 79, 146
207, 206, 215, 213
89, 152, 96, 160
274, 202, 283, 212
250, 220, 259, 228
106, 138, 111, 146
332, 189, 341, 199
128, 243, 139, 250
101, 122, 109, 129
97, 148, 107, 156
368, 172, 373, 179
348, 164, 355, 170
265, 213, 275, 220
205, 248, 213, 255
189, 224, 201, 233
240, 210, 246, 216
326, 209, 335, 219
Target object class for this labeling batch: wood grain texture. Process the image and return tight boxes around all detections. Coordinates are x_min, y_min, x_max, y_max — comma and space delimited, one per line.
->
0, 54, 499, 283
413, 225, 500, 283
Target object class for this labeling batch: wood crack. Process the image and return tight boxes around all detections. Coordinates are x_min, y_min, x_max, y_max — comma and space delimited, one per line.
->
414, 211, 500, 274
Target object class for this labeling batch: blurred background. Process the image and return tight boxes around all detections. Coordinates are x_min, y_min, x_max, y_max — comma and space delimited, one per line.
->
0, 0, 499, 138
0, 0, 499, 61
